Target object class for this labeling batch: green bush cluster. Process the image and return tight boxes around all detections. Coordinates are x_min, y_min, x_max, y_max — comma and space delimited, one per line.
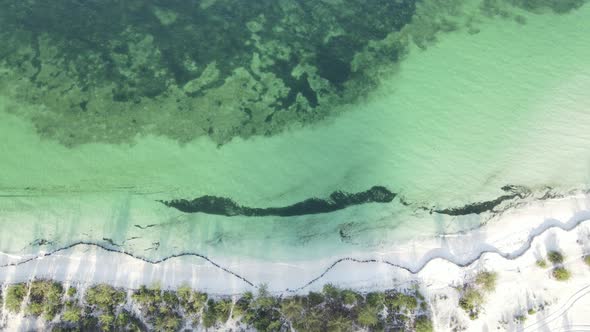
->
4, 281, 64, 319
458, 271, 497, 320
552, 267, 571, 281
458, 288, 484, 320
202, 298, 233, 328
5, 284, 26, 313
61, 305, 82, 324
66, 286, 77, 297
26, 281, 64, 320
197, 283, 431, 332
514, 314, 527, 324
547, 251, 564, 264
132, 285, 183, 332
541, 250, 573, 282
536, 259, 548, 268
475, 271, 497, 292
415, 315, 434, 332
85, 284, 131, 330
240, 285, 283, 331
0, 281, 432, 332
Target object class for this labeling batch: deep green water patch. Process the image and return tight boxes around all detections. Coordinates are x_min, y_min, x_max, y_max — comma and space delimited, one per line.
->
2, 0, 582, 146
0, 0, 415, 146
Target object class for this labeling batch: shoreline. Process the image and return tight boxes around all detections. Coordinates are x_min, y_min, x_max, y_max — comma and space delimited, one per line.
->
1, 192, 588, 293
1, 192, 590, 330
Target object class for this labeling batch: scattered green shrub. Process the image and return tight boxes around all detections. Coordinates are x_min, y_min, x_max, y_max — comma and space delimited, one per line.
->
547, 251, 564, 264
475, 271, 497, 292
552, 267, 571, 281
536, 259, 548, 268
98, 313, 115, 326
232, 292, 252, 319
342, 290, 359, 305
62, 306, 82, 323
85, 284, 126, 312
177, 285, 192, 304
584, 255, 590, 266
81, 316, 100, 330
415, 315, 434, 332
307, 291, 325, 307
214, 299, 233, 323
366, 292, 385, 307
456, 272, 497, 320
154, 311, 182, 332
115, 310, 143, 331
66, 287, 77, 297
242, 286, 283, 332
281, 298, 304, 323
132, 285, 184, 332
323, 284, 341, 299
387, 292, 418, 312
357, 305, 380, 327
202, 299, 219, 328
459, 288, 484, 320
27, 280, 64, 320
85, 284, 126, 330
26, 302, 44, 316
5, 284, 26, 313
132, 285, 161, 314
326, 315, 353, 332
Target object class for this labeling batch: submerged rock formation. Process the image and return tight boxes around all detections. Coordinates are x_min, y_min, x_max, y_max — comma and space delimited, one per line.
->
0, 0, 415, 146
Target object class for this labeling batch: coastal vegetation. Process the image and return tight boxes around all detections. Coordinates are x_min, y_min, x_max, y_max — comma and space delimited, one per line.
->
5, 284, 26, 313
458, 271, 497, 320
0, 281, 432, 331
541, 250, 572, 281
536, 259, 548, 268
552, 267, 571, 281
547, 251, 564, 264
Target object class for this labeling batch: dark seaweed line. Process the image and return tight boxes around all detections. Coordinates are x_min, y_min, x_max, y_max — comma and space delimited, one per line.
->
0, 242, 254, 287
159, 185, 396, 217
158, 184, 527, 218
1, 215, 589, 293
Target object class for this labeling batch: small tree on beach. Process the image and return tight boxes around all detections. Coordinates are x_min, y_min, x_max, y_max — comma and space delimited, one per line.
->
458, 288, 484, 320
552, 267, 571, 281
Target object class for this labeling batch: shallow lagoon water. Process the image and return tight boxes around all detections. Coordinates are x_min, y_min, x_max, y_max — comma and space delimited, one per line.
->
1, 2, 590, 264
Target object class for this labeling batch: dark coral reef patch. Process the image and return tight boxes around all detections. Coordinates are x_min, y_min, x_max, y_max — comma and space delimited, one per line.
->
0, 0, 416, 145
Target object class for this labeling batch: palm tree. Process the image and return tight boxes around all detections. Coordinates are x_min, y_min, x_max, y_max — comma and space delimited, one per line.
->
215, 299, 233, 323
327, 315, 354, 332
281, 299, 304, 323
